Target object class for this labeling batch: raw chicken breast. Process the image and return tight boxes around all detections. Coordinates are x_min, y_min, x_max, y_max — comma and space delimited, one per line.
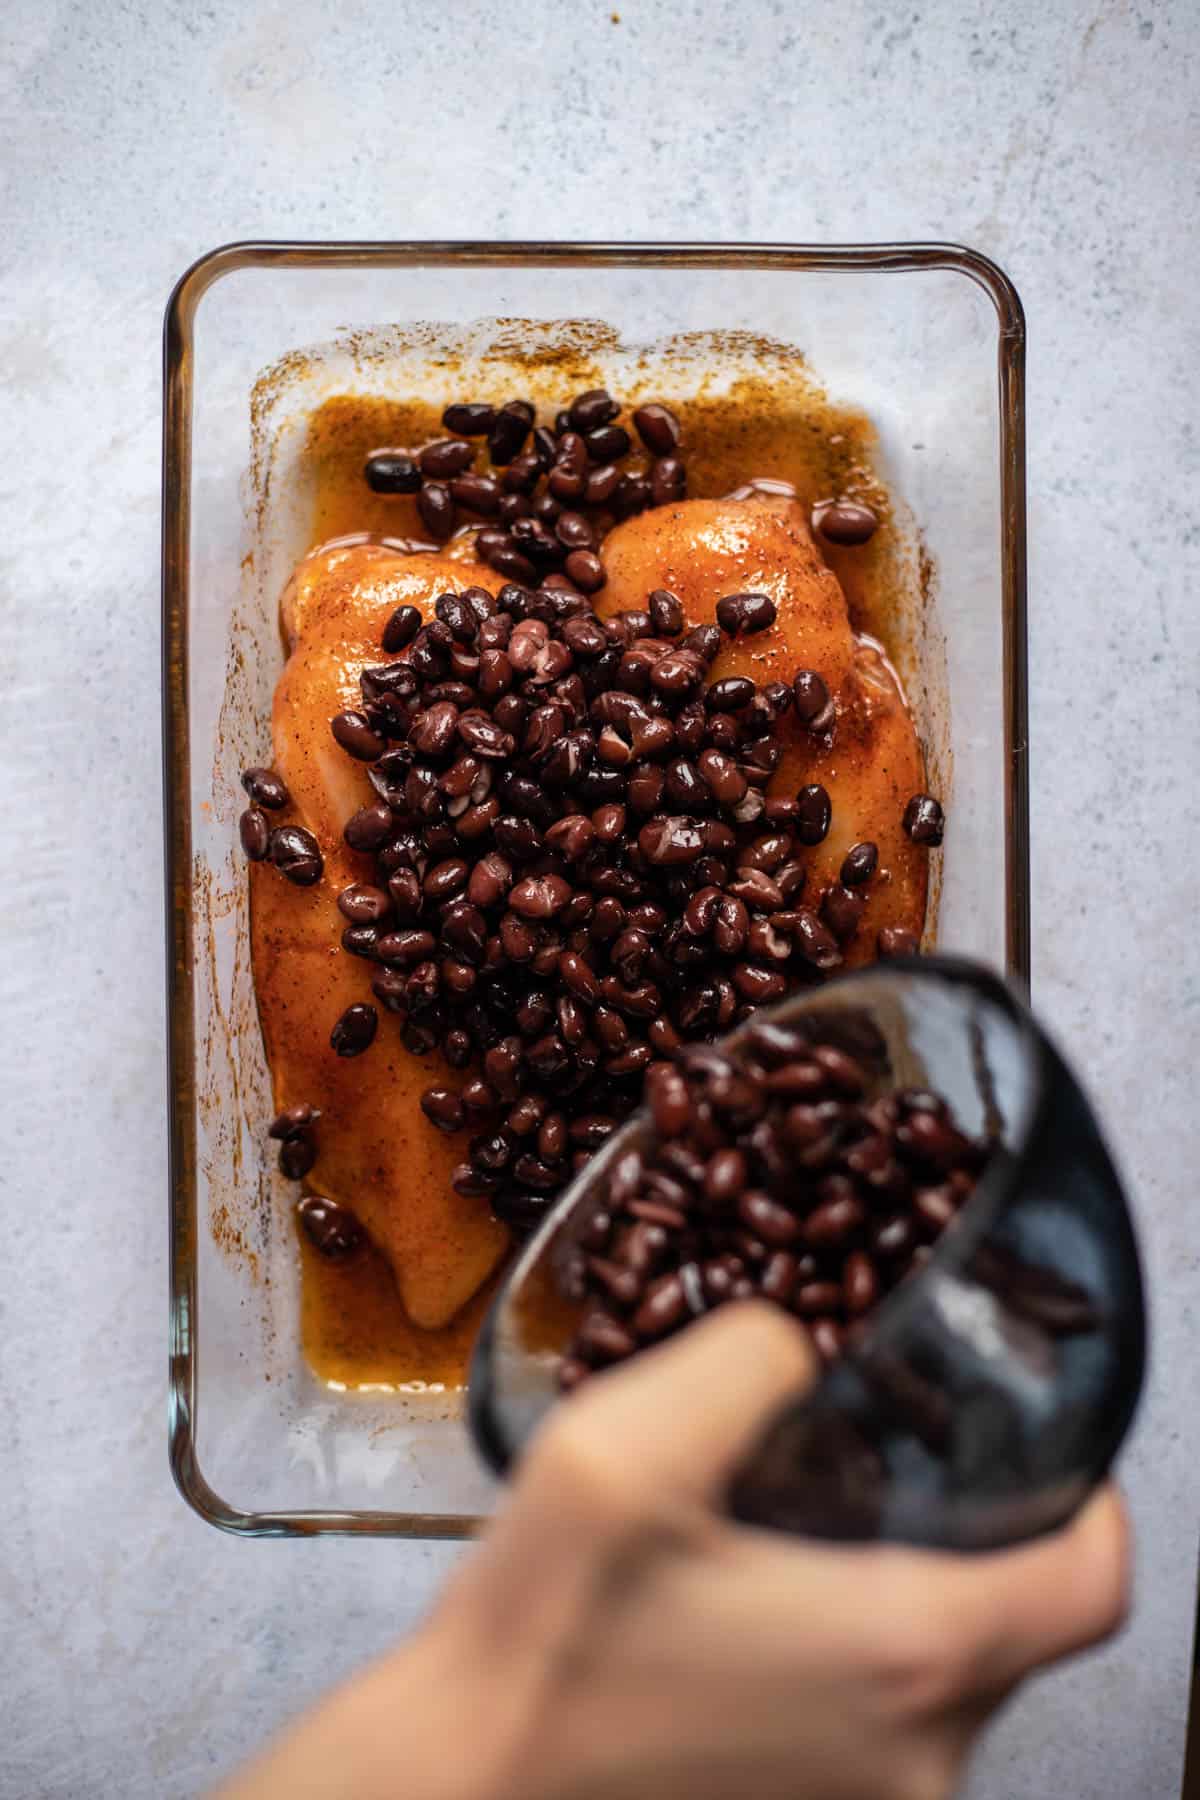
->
250, 543, 510, 1329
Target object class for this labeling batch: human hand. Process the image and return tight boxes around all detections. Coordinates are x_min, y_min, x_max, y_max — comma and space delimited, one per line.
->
220, 1304, 1128, 1800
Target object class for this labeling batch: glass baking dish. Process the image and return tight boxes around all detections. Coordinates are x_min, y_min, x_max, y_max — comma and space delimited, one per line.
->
163, 241, 1028, 1537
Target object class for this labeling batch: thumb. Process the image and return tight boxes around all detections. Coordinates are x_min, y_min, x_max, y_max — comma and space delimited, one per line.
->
952, 1485, 1132, 1696
536, 1300, 819, 1505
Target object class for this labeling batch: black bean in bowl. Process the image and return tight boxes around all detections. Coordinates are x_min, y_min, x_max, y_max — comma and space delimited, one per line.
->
556, 1018, 991, 1390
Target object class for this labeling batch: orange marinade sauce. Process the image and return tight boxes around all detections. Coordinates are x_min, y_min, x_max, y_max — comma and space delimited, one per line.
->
293, 377, 906, 1391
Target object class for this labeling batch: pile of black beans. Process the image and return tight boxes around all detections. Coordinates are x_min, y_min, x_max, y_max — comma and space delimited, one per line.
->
240, 560, 946, 1229
557, 1019, 987, 1388
363, 389, 687, 590
293, 571, 941, 1235
239, 766, 324, 888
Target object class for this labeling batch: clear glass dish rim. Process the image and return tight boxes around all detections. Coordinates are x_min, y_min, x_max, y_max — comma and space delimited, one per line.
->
162, 239, 1029, 1538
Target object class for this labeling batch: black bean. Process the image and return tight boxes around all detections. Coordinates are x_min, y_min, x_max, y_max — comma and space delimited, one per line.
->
268, 1103, 321, 1142
685, 623, 723, 664
732, 964, 788, 1003
632, 403, 681, 455
330, 1003, 377, 1058
715, 592, 777, 636
240, 807, 270, 860
641, 589, 681, 637
809, 1319, 845, 1361
457, 711, 516, 759
568, 389, 620, 432
544, 814, 595, 861
480, 536, 537, 584
727, 867, 783, 910
487, 400, 535, 465
267, 825, 323, 886
741, 829, 793, 873
705, 677, 754, 713
576, 1310, 637, 1363
704, 1147, 746, 1206
611, 473, 651, 520
510, 874, 572, 918
452, 1162, 500, 1199
434, 591, 479, 642
417, 482, 456, 539
644, 1063, 688, 1137
549, 461, 587, 502
421, 1087, 465, 1133
661, 757, 705, 811
821, 883, 865, 942
558, 949, 599, 1004
420, 438, 475, 478
364, 452, 421, 494
555, 510, 596, 550
650, 456, 686, 506
790, 909, 843, 971
381, 604, 422, 652
760, 1250, 799, 1304
241, 767, 290, 810
361, 660, 418, 699
450, 473, 501, 516
529, 426, 558, 470
650, 652, 703, 697
340, 923, 380, 958
376, 928, 435, 966
584, 423, 630, 462
584, 463, 622, 505
343, 803, 394, 852
794, 1280, 843, 1317
410, 700, 460, 757
564, 550, 605, 593
297, 1195, 364, 1257
895, 1110, 965, 1172
497, 493, 531, 525
442, 902, 488, 962
637, 816, 706, 865
424, 858, 469, 900
814, 500, 878, 546
504, 450, 544, 496
739, 1191, 800, 1246
682, 885, 721, 936
792, 668, 830, 725
367, 964, 405, 1012
841, 841, 878, 886
331, 710, 386, 761
903, 794, 945, 846
711, 893, 748, 956
843, 1250, 879, 1313
442, 401, 496, 436
795, 784, 832, 846
633, 1272, 688, 1339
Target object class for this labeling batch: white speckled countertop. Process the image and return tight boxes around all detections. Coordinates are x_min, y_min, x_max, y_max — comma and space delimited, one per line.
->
2, 1, 1197, 1794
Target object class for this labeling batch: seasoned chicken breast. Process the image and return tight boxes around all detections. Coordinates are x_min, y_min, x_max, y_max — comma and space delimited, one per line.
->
251, 544, 510, 1329
599, 495, 927, 962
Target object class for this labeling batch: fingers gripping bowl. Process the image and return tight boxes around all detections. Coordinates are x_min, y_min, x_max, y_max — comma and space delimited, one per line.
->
164, 250, 1036, 1533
